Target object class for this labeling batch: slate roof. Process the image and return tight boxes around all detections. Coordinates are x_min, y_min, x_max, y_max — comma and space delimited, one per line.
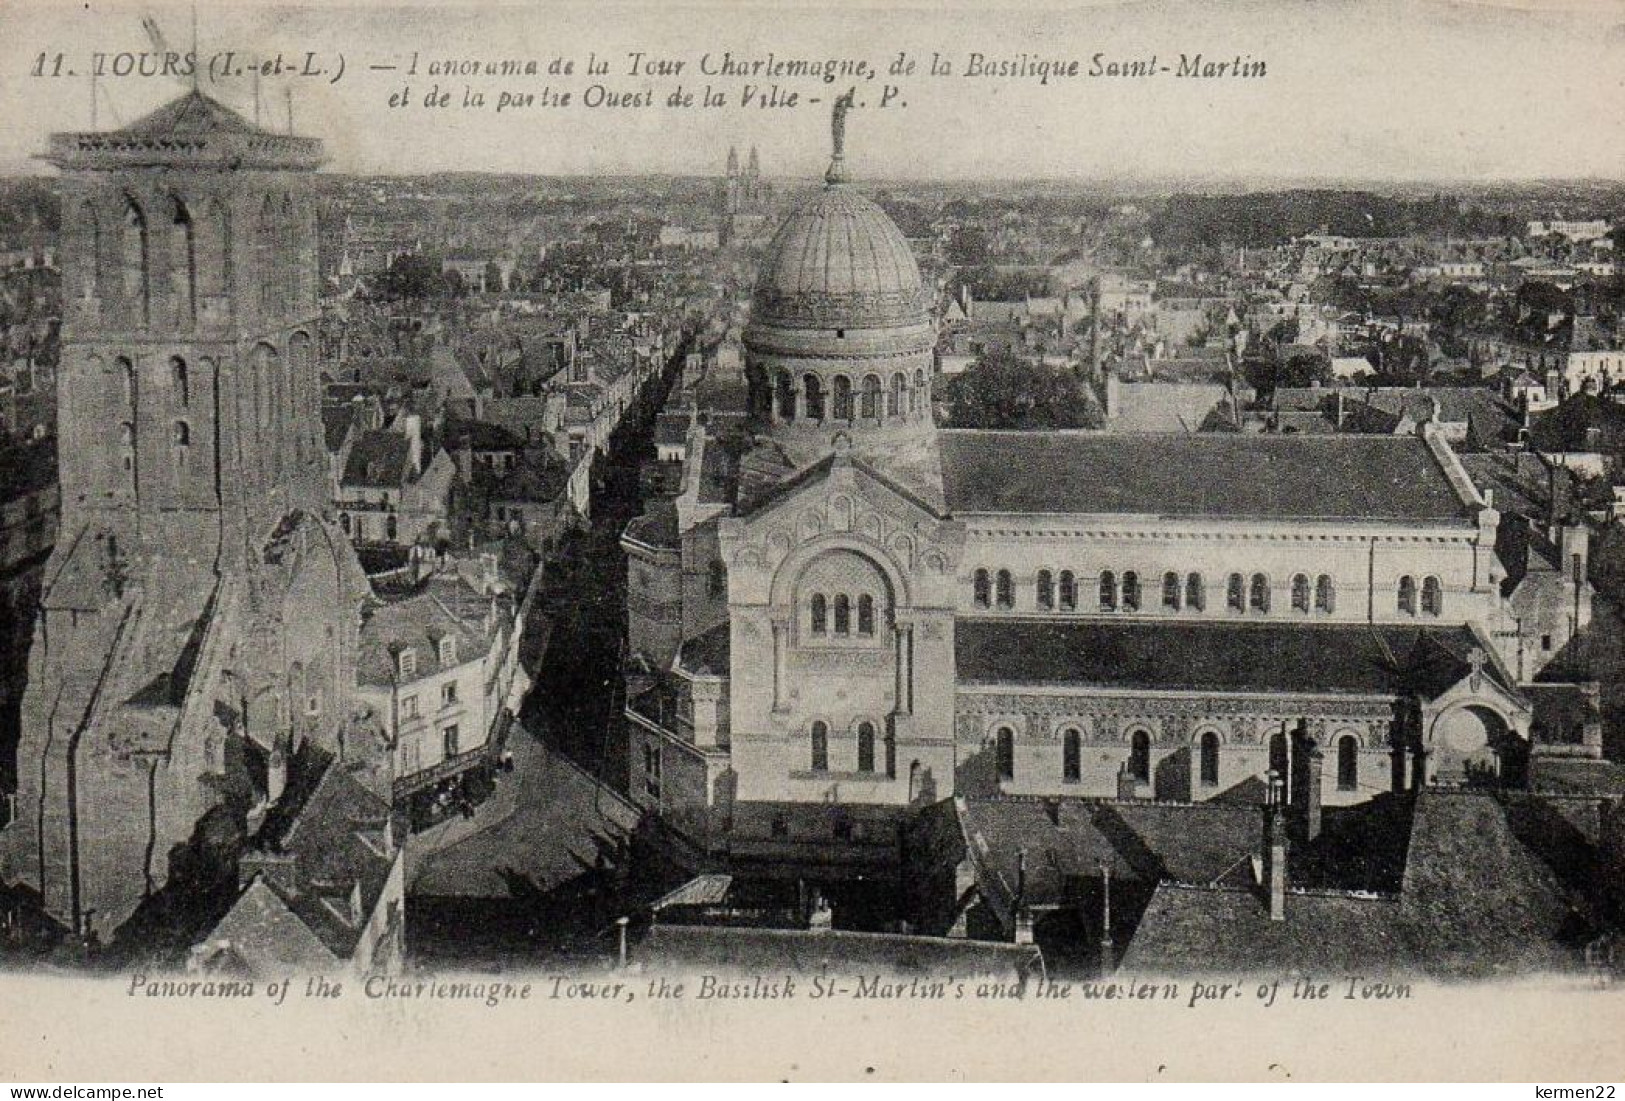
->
937, 431, 1473, 521
321, 404, 356, 455
955, 619, 1511, 699
444, 418, 525, 452
341, 429, 411, 488
1120, 884, 1410, 975
355, 573, 506, 688
122, 90, 262, 136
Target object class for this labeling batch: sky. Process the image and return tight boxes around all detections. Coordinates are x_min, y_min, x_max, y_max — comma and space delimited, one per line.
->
0, 0, 1621, 183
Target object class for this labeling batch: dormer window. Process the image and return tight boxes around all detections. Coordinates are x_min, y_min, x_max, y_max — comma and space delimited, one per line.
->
439, 636, 457, 666
398, 647, 417, 679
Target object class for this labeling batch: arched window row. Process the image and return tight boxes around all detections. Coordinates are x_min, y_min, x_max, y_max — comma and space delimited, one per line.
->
970, 568, 1346, 617
1397, 575, 1443, 617
808, 718, 890, 775
808, 591, 877, 637
774, 367, 928, 425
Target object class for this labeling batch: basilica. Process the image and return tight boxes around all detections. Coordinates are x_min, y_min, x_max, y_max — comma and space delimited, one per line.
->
622, 105, 1596, 892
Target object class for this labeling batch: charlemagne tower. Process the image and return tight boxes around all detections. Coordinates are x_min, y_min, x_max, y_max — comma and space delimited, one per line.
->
2, 91, 370, 938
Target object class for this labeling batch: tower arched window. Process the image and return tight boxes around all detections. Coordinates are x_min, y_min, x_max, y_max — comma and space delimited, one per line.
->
1059, 570, 1077, 611
1249, 573, 1270, 613
1162, 571, 1181, 611
1421, 576, 1443, 617
1063, 728, 1081, 783
857, 594, 875, 636
1122, 570, 1141, 611
860, 374, 881, 419
1128, 730, 1151, 783
832, 375, 853, 420
775, 371, 795, 420
1100, 570, 1118, 611
803, 374, 824, 420
889, 372, 906, 416
995, 569, 1014, 609
857, 721, 876, 773
833, 594, 851, 635
1291, 573, 1311, 613
256, 195, 279, 316
173, 420, 190, 447
1398, 575, 1417, 616
171, 356, 189, 407
811, 721, 829, 771
973, 569, 990, 608
1315, 574, 1335, 614
79, 205, 102, 300
1186, 573, 1205, 612
1227, 573, 1245, 612
170, 196, 196, 326
995, 726, 1015, 781
1036, 569, 1054, 610
810, 593, 828, 634
1338, 735, 1359, 791
122, 196, 150, 325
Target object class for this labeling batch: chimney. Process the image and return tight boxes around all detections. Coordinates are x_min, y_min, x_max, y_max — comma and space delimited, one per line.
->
1014, 907, 1036, 945
1262, 770, 1288, 922
267, 736, 289, 807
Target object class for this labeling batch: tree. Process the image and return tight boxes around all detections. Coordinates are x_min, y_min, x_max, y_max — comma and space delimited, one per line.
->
939, 350, 1104, 430
369, 253, 442, 302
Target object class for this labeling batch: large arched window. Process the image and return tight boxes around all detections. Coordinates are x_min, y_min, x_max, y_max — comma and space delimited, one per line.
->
1036, 569, 1054, 610
973, 568, 991, 608
1249, 573, 1270, 613
197, 198, 228, 300
1421, 576, 1443, 617
1162, 571, 1181, 611
810, 593, 828, 634
1315, 574, 1335, 614
860, 374, 881, 419
1059, 570, 1077, 611
122, 196, 151, 325
170, 196, 196, 326
1128, 730, 1151, 783
995, 726, 1015, 781
857, 594, 875, 636
1186, 573, 1205, 612
832, 375, 853, 420
256, 195, 279, 315
1100, 570, 1118, 611
803, 374, 825, 420
1063, 728, 1081, 783
775, 371, 795, 419
1200, 731, 1221, 787
1398, 575, 1417, 616
811, 721, 829, 771
995, 569, 1014, 609
1291, 573, 1311, 613
889, 372, 906, 416
79, 204, 102, 300
1227, 573, 1245, 613
1122, 571, 1141, 611
171, 356, 189, 407
833, 594, 851, 635
1337, 735, 1359, 791
857, 721, 876, 773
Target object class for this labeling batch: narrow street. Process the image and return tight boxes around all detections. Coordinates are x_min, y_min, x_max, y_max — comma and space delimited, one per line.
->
404, 328, 693, 967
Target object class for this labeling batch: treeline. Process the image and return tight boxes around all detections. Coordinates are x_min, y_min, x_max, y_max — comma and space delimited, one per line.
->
0, 180, 60, 240
1148, 190, 1517, 249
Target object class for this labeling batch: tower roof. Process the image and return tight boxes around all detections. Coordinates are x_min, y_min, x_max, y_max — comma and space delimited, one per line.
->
42, 89, 323, 172
748, 93, 924, 330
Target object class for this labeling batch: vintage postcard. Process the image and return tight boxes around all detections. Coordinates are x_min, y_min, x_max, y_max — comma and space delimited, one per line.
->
0, 0, 1622, 1084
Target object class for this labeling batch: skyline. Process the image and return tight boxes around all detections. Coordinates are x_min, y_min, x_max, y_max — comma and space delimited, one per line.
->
0, 0, 1619, 183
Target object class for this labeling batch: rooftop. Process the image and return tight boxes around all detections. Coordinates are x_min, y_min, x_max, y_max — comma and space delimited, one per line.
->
956, 619, 1511, 699
938, 431, 1474, 521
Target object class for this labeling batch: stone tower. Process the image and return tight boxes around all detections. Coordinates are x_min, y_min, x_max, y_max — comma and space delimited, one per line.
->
2, 91, 371, 939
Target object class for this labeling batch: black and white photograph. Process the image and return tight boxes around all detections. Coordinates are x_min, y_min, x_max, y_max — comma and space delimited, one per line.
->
0, 0, 1621, 1086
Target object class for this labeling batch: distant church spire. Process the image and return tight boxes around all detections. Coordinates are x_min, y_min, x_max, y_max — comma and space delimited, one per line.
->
825, 88, 856, 185
726, 145, 739, 175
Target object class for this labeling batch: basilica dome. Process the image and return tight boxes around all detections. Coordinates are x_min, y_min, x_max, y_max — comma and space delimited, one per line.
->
751, 185, 926, 331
